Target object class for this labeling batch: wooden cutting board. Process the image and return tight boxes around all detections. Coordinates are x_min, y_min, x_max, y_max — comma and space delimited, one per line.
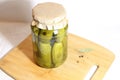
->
0, 34, 115, 80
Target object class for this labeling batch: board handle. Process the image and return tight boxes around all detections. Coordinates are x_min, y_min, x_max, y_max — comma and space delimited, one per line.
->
85, 65, 111, 80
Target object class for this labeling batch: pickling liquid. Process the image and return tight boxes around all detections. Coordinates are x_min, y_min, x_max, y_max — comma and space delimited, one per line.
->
31, 24, 68, 68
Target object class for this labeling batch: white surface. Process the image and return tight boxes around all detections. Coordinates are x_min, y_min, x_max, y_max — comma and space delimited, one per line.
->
0, 22, 31, 58
0, 70, 14, 80
85, 65, 98, 80
0, 0, 120, 80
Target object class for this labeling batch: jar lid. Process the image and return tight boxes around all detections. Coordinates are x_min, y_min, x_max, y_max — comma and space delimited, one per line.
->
32, 2, 67, 30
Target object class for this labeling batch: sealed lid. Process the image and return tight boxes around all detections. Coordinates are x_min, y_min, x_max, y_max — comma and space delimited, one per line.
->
32, 2, 67, 30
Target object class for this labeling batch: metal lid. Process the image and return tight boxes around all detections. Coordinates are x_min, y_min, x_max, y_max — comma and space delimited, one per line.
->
32, 2, 67, 30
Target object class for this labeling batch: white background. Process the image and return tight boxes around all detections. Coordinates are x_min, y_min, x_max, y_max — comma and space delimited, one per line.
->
0, 0, 120, 80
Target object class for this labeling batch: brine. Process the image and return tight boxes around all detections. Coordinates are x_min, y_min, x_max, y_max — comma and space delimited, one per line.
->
31, 24, 68, 68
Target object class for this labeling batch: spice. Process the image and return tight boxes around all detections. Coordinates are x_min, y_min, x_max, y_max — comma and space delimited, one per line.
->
79, 55, 84, 58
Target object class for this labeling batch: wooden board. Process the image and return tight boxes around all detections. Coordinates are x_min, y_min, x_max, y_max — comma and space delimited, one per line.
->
0, 34, 115, 80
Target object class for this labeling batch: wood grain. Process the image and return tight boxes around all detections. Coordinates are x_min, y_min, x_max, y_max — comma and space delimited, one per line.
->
0, 34, 115, 80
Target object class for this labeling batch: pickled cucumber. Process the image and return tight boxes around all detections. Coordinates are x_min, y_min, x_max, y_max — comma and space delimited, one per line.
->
37, 42, 52, 68
57, 24, 68, 37
52, 42, 64, 67
57, 28, 65, 37
55, 25, 68, 42
39, 29, 53, 40
31, 26, 39, 36
64, 24, 68, 31
31, 24, 68, 68
62, 36, 67, 61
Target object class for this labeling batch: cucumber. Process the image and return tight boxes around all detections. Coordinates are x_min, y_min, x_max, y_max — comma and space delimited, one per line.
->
31, 26, 39, 36
39, 29, 53, 39
52, 42, 64, 67
62, 36, 67, 61
37, 42, 52, 68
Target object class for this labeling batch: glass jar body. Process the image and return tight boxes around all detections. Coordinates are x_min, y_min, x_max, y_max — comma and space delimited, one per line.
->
31, 24, 68, 68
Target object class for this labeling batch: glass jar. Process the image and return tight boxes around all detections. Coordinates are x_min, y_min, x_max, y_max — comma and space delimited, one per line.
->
31, 2, 68, 68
